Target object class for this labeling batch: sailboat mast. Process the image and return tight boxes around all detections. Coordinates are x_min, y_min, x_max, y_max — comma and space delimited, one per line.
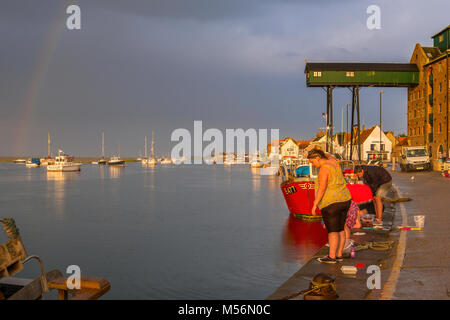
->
102, 131, 105, 158
118, 143, 121, 158
151, 132, 155, 158
145, 136, 148, 158
47, 132, 51, 158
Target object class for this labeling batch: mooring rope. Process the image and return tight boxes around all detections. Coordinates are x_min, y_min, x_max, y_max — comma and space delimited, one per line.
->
353, 241, 394, 251
382, 197, 412, 203
280, 280, 336, 300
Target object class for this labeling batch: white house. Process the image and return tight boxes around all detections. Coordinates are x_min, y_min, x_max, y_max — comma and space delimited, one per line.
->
310, 132, 342, 155
280, 138, 299, 159
347, 125, 392, 161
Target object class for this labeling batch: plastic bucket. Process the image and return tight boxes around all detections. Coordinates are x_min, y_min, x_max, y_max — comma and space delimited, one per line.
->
414, 215, 425, 228
361, 214, 375, 227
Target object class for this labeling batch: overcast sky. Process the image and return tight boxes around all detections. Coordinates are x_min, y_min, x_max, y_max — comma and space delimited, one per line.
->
1, 0, 449, 157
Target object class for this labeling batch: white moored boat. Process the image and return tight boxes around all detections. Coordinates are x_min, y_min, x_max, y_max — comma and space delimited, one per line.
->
160, 158, 172, 165
92, 131, 107, 165
250, 160, 263, 168
47, 150, 81, 172
142, 133, 158, 166
107, 143, 126, 166
223, 154, 235, 165
25, 158, 40, 168
250, 152, 263, 168
107, 156, 125, 166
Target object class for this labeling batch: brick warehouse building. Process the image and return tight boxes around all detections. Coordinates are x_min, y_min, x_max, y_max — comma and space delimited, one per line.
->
408, 25, 449, 169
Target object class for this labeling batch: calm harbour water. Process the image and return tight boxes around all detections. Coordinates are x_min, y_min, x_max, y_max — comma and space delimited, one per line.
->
0, 162, 327, 299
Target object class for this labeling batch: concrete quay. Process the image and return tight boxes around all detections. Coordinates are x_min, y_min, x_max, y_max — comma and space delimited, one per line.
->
268, 168, 450, 300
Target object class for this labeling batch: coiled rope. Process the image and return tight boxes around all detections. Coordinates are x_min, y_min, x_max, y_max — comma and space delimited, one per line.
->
280, 280, 337, 300
353, 241, 394, 252
0, 218, 20, 239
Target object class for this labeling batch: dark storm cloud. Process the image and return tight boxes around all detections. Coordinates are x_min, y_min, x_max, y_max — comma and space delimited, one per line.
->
91, 0, 349, 22
1, 0, 449, 156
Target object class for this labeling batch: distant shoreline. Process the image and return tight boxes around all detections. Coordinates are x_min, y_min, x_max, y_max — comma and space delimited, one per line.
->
0, 157, 140, 163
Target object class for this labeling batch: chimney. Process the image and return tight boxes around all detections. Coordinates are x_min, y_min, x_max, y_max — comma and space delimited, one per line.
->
362, 125, 366, 131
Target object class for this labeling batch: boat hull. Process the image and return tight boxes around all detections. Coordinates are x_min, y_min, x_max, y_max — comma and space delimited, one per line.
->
107, 161, 125, 165
261, 166, 279, 175
25, 163, 39, 168
281, 179, 321, 218
250, 162, 263, 168
47, 164, 81, 172
93, 159, 107, 165
142, 159, 157, 166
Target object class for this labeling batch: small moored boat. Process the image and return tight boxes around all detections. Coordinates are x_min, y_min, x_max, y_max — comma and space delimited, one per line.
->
47, 150, 81, 172
107, 156, 125, 166
160, 158, 172, 165
25, 158, 40, 168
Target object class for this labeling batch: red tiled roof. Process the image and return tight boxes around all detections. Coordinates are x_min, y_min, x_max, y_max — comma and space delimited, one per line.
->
350, 126, 376, 144
296, 140, 310, 149
396, 137, 408, 147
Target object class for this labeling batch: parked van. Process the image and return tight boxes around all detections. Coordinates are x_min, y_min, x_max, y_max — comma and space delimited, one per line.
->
400, 146, 431, 172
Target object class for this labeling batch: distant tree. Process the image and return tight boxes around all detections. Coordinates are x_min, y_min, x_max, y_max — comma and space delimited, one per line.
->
398, 133, 407, 137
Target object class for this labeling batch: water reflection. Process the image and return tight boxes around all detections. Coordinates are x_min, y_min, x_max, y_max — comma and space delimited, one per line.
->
109, 166, 124, 179
46, 171, 81, 219
252, 174, 261, 192
282, 216, 328, 263
98, 165, 106, 180
2, 162, 322, 299
46, 171, 81, 181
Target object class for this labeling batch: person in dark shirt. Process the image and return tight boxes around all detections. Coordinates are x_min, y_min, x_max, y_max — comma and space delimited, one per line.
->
354, 165, 392, 225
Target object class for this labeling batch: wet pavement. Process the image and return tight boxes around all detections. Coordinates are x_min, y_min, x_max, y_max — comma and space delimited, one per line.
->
268, 166, 450, 300
388, 168, 450, 299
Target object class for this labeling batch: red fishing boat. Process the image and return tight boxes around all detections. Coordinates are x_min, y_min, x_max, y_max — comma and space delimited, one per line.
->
280, 160, 371, 220
280, 161, 322, 220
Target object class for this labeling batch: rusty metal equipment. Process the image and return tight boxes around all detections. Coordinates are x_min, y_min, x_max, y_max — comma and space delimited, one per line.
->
0, 218, 110, 300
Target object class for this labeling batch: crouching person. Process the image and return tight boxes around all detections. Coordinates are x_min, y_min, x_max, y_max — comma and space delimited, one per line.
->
354, 165, 392, 226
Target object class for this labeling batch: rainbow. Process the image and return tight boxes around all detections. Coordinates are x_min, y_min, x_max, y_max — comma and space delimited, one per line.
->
14, 1, 74, 156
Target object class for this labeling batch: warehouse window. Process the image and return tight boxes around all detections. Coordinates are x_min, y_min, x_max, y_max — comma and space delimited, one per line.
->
346, 72, 354, 77
313, 71, 322, 77
439, 35, 444, 42
439, 123, 442, 133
